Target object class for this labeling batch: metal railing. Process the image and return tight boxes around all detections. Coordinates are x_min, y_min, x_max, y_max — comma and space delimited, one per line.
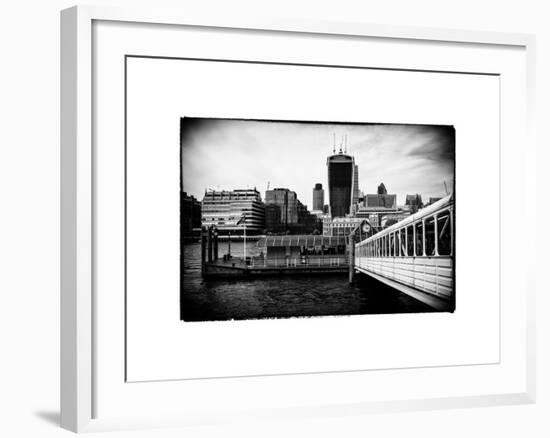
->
248, 255, 348, 268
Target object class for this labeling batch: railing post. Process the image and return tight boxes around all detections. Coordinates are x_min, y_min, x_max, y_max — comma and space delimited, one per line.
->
348, 232, 356, 284
434, 213, 439, 256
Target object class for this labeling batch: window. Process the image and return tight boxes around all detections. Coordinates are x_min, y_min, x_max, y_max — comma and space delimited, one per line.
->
396, 231, 400, 256
399, 228, 406, 256
415, 221, 424, 256
406, 225, 414, 256
425, 217, 436, 256
437, 211, 452, 256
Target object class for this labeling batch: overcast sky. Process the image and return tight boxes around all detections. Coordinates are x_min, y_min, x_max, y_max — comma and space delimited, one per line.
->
181, 118, 454, 209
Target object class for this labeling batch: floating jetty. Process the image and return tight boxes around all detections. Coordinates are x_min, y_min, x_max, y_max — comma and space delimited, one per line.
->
200, 228, 349, 278
203, 261, 348, 278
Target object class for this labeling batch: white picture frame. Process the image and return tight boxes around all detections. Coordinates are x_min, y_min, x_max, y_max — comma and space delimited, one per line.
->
60, 5, 536, 433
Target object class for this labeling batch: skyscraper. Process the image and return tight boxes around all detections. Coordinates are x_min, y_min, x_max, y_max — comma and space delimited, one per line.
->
352, 164, 360, 208
312, 183, 324, 212
327, 147, 356, 218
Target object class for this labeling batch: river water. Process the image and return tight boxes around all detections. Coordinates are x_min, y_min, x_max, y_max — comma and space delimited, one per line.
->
181, 242, 434, 322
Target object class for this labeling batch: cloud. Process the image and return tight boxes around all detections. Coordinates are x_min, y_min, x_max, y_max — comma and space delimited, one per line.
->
181, 118, 455, 207
406, 125, 455, 162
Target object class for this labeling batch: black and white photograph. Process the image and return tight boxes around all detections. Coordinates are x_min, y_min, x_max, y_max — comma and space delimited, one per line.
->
180, 118, 455, 321
1, 0, 542, 435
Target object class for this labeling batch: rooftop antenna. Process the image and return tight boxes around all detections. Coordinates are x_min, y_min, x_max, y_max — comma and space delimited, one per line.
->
332, 133, 336, 154
339, 135, 343, 154
444, 180, 449, 195
344, 134, 348, 154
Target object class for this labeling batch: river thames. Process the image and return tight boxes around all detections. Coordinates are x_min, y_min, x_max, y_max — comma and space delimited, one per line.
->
181, 241, 435, 322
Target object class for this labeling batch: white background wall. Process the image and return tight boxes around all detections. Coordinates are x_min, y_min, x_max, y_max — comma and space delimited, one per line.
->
0, 0, 547, 436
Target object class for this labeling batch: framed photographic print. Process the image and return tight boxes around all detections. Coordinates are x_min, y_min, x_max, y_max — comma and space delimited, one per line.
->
61, 5, 536, 433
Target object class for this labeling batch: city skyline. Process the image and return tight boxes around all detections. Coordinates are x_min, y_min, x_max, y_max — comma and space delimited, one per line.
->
181, 118, 455, 210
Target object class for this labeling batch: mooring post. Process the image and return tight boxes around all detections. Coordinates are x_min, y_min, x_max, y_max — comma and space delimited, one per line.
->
228, 231, 231, 257
201, 226, 207, 276
348, 232, 355, 284
207, 226, 213, 263
213, 227, 218, 261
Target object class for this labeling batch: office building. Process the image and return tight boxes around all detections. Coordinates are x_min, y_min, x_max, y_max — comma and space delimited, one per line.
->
427, 197, 442, 206
201, 188, 265, 234
181, 191, 202, 234
264, 204, 283, 233
312, 183, 324, 212
327, 147, 357, 218
356, 183, 403, 231
322, 216, 364, 237
364, 193, 397, 209
405, 194, 424, 213
265, 187, 318, 234
352, 164, 360, 206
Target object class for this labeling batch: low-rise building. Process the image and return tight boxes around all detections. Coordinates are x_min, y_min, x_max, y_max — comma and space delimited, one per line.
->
322, 216, 364, 237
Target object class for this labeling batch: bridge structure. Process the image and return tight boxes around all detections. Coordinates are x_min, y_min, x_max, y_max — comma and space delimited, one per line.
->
352, 194, 455, 312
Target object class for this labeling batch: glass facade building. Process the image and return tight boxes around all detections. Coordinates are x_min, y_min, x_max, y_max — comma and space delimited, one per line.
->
327, 151, 356, 218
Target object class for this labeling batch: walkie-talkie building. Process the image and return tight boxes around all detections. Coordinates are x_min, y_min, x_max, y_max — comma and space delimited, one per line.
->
327, 148, 356, 218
